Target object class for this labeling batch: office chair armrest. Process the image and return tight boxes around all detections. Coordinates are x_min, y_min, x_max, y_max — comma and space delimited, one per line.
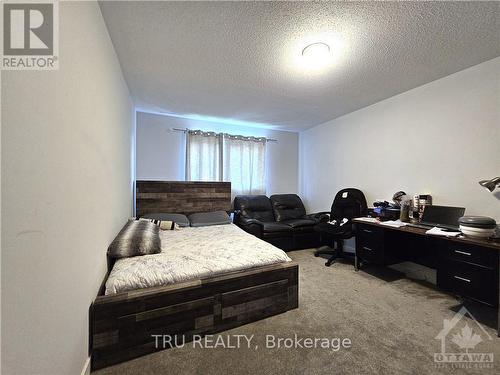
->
305, 212, 330, 223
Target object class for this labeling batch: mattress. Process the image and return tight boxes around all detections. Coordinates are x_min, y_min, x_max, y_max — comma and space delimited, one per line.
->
105, 223, 292, 295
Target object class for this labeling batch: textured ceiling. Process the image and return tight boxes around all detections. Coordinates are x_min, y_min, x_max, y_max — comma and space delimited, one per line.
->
99, 1, 500, 131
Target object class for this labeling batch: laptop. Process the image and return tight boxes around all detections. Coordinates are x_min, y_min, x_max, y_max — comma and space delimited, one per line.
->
407, 205, 466, 231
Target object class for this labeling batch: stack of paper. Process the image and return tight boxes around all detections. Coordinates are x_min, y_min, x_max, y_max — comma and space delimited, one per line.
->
426, 227, 461, 237
379, 220, 407, 228
354, 217, 379, 223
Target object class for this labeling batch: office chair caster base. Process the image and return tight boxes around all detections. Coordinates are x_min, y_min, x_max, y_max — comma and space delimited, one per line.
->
324, 253, 340, 267
325, 259, 336, 267
314, 246, 334, 258
354, 257, 364, 271
315, 246, 344, 267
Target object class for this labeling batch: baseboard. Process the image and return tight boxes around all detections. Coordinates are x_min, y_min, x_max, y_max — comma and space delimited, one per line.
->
80, 357, 91, 375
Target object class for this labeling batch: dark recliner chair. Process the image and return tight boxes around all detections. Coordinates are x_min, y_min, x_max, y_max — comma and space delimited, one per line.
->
270, 194, 324, 249
234, 194, 327, 251
314, 188, 368, 266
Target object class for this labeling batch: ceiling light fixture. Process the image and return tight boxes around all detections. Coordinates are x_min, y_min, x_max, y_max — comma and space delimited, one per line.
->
299, 41, 333, 72
302, 42, 330, 58
285, 33, 346, 76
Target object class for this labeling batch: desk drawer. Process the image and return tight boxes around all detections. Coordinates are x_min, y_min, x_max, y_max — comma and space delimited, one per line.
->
440, 242, 497, 269
357, 224, 384, 242
356, 225, 384, 264
438, 260, 498, 306
357, 242, 384, 264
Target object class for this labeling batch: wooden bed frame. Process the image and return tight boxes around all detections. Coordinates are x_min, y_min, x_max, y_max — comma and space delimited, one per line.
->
90, 181, 299, 370
135, 180, 232, 217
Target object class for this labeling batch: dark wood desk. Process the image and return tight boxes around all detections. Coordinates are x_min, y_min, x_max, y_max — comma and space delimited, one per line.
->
353, 218, 500, 334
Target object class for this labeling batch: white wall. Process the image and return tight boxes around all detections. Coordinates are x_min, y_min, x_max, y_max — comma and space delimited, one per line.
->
1, 2, 134, 375
300, 57, 500, 222
136, 111, 299, 196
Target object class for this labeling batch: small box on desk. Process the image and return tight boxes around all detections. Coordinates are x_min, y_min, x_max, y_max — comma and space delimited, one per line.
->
368, 207, 400, 221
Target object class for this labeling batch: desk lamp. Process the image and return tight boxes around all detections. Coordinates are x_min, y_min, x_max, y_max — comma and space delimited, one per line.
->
479, 177, 500, 192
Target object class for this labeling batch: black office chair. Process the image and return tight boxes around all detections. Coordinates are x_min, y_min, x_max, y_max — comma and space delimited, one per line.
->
314, 188, 368, 266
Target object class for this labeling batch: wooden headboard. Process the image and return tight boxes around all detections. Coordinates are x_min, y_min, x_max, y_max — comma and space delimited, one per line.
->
135, 181, 232, 217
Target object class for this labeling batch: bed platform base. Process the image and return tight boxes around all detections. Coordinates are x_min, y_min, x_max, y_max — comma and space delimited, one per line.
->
90, 262, 298, 370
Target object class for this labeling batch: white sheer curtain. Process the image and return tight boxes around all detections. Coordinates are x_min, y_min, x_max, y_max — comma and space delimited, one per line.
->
185, 130, 266, 197
223, 135, 266, 198
185, 131, 221, 181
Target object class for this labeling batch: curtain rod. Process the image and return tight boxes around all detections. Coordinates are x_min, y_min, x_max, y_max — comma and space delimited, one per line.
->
171, 128, 278, 142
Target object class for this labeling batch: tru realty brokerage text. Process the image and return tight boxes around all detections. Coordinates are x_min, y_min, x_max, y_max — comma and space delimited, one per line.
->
152, 334, 352, 351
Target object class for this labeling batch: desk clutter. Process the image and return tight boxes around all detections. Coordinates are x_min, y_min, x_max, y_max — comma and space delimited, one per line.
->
372, 191, 431, 222
412, 194, 432, 221
368, 191, 498, 240
425, 226, 461, 237
459, 216, 497, 239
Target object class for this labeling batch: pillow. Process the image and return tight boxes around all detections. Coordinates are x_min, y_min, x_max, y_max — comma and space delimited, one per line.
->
141, 213, 190, 227
141, 218, 180, 231
107, 220, 161, 259
188, 211, 231, 227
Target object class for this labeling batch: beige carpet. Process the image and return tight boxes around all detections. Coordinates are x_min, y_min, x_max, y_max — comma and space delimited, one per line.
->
94, 249, 500, 375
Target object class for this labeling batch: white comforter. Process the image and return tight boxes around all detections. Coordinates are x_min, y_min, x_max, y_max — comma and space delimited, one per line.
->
105, 223, 291, 295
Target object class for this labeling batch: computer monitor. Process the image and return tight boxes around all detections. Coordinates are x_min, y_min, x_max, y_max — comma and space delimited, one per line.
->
421, 205, 466, 230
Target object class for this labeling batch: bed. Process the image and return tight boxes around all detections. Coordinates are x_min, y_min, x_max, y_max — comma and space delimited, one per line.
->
90, 181, 299, 370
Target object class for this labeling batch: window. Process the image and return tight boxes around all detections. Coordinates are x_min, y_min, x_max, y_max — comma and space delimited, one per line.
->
186, 130, 266, 197
185, 131, 222, 181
